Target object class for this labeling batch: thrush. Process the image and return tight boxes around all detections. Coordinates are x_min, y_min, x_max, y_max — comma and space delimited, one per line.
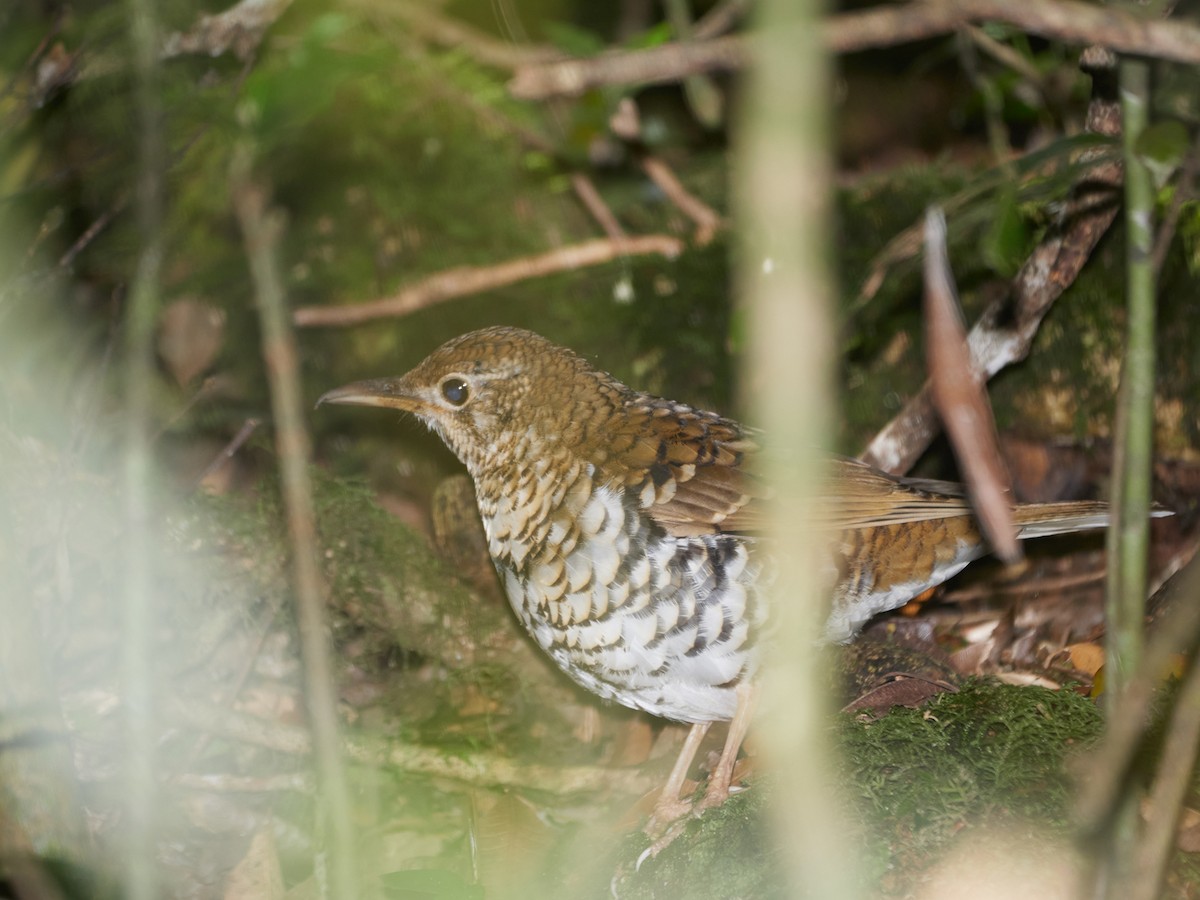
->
319, 326, 1110, 824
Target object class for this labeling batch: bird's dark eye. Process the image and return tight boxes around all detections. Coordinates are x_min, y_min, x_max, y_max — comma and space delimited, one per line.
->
440, 377, 470, 407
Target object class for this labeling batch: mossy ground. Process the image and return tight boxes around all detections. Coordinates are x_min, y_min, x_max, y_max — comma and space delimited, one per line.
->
616, 681, 1104, 899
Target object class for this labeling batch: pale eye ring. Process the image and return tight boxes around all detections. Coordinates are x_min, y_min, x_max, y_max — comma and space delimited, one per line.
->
440, 376, 470, 407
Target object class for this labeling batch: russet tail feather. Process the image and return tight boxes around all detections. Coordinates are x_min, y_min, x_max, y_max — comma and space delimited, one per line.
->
1013, 500, 1110, 539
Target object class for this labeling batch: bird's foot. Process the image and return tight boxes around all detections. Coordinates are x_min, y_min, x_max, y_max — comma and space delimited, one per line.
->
636, 818, 690, 870
694, 772, 732, 814
642, 791, 694, 838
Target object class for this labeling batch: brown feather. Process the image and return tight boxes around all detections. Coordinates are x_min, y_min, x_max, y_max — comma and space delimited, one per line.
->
611, 408, 1110, 544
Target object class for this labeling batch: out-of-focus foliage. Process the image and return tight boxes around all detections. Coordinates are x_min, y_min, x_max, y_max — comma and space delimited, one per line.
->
3, 0, 1199, 897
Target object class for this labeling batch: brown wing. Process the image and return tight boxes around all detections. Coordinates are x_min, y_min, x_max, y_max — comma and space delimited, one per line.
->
602, 396, 979, 539
604, 396, 1106, 544
603, 394, 763, 538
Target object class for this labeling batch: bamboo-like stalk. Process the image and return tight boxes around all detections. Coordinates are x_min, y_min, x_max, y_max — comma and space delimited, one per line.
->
1105, 57, 1156, 703
1130, 654, 1200, 900
121, 0, 165, 895
739, 0, 857, 897
1102, 52, 1157, 900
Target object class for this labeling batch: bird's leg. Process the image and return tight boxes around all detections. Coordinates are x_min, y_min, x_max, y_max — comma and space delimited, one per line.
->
646, 720, 710, 832
696, 682, 756, 812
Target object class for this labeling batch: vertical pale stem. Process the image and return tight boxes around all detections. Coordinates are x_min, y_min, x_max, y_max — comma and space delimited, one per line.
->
1102, 53, 1157, 900
122, 0, 164, 895
232, 150, 361, 900
1105, 57, 1156, 702
739, 0, 855, 897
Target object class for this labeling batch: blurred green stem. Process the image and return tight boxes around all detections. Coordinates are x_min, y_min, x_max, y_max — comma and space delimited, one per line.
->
231, 145, 361, 900
1102, 52, 1156, 900
1131, 651, 1200, 900
740, 0, 856, 897
122, 0, 164, 896
1104, 56, 1156, 710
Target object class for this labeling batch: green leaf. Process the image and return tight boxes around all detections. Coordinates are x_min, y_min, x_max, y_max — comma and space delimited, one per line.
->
683, 75, 725, 130
980, 188, 1029, 277
1135, 120, 1190, 189
541, 21, 606, 57
626, 21, 674, 50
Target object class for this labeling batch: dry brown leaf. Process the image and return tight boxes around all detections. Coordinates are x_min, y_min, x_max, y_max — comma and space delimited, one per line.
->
994, 671, 1061, 689
611, 717, 655, 766
223, 828, 284, 900
923, 208, 1021, 563
471, 790, 556, 896
843, 674, 956, 716
158, 297, 226, 387
1064, 642, 1106, 677
1176, 807, 1200, 853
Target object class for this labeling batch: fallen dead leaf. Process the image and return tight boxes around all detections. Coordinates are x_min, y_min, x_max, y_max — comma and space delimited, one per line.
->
223, 828, 284, 900
1064, 642, 1106, 677
1177, 807, 1200, 853
158, 297, 226, 387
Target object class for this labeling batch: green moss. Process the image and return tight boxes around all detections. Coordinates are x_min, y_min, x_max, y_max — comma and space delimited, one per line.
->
615, 680, 1102, 899
841, 681, 1101, 863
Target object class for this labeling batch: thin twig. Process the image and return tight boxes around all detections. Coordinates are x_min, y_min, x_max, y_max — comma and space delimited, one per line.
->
510, 32, 746, 100
941, 568, 1105, 603
190, 417, 261, 492
0, 11, 64, 106
344, 0, 564, 70
663, 0, 725, 129
607, 98, 724, 242
961, 23, 1046, 89
293, 235, 683, 328
1130, 652, 1200, 900
75, 0, 291, 84
1076, 552, 1200, 833
231, 147, 359, 900
692, 0, 750, 41
956, 29, 1014, 166
640, 156, 724, 245
510, 0, 1200, 99
569, 174, 627, 240
151, 376, 218, 442
58, 193, 129, 270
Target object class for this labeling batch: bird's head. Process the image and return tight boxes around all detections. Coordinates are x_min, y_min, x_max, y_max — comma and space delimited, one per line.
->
318, 327, 619, 479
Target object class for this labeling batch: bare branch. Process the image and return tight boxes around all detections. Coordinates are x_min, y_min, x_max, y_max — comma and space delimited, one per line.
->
161, 0, 294, 62
640, 156, 724, 245
569, 174, 627, 241
294, 235, 684, 328
860, 67, 1123, 474
344, 0, 564, 70
510, 0, 1200, 100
